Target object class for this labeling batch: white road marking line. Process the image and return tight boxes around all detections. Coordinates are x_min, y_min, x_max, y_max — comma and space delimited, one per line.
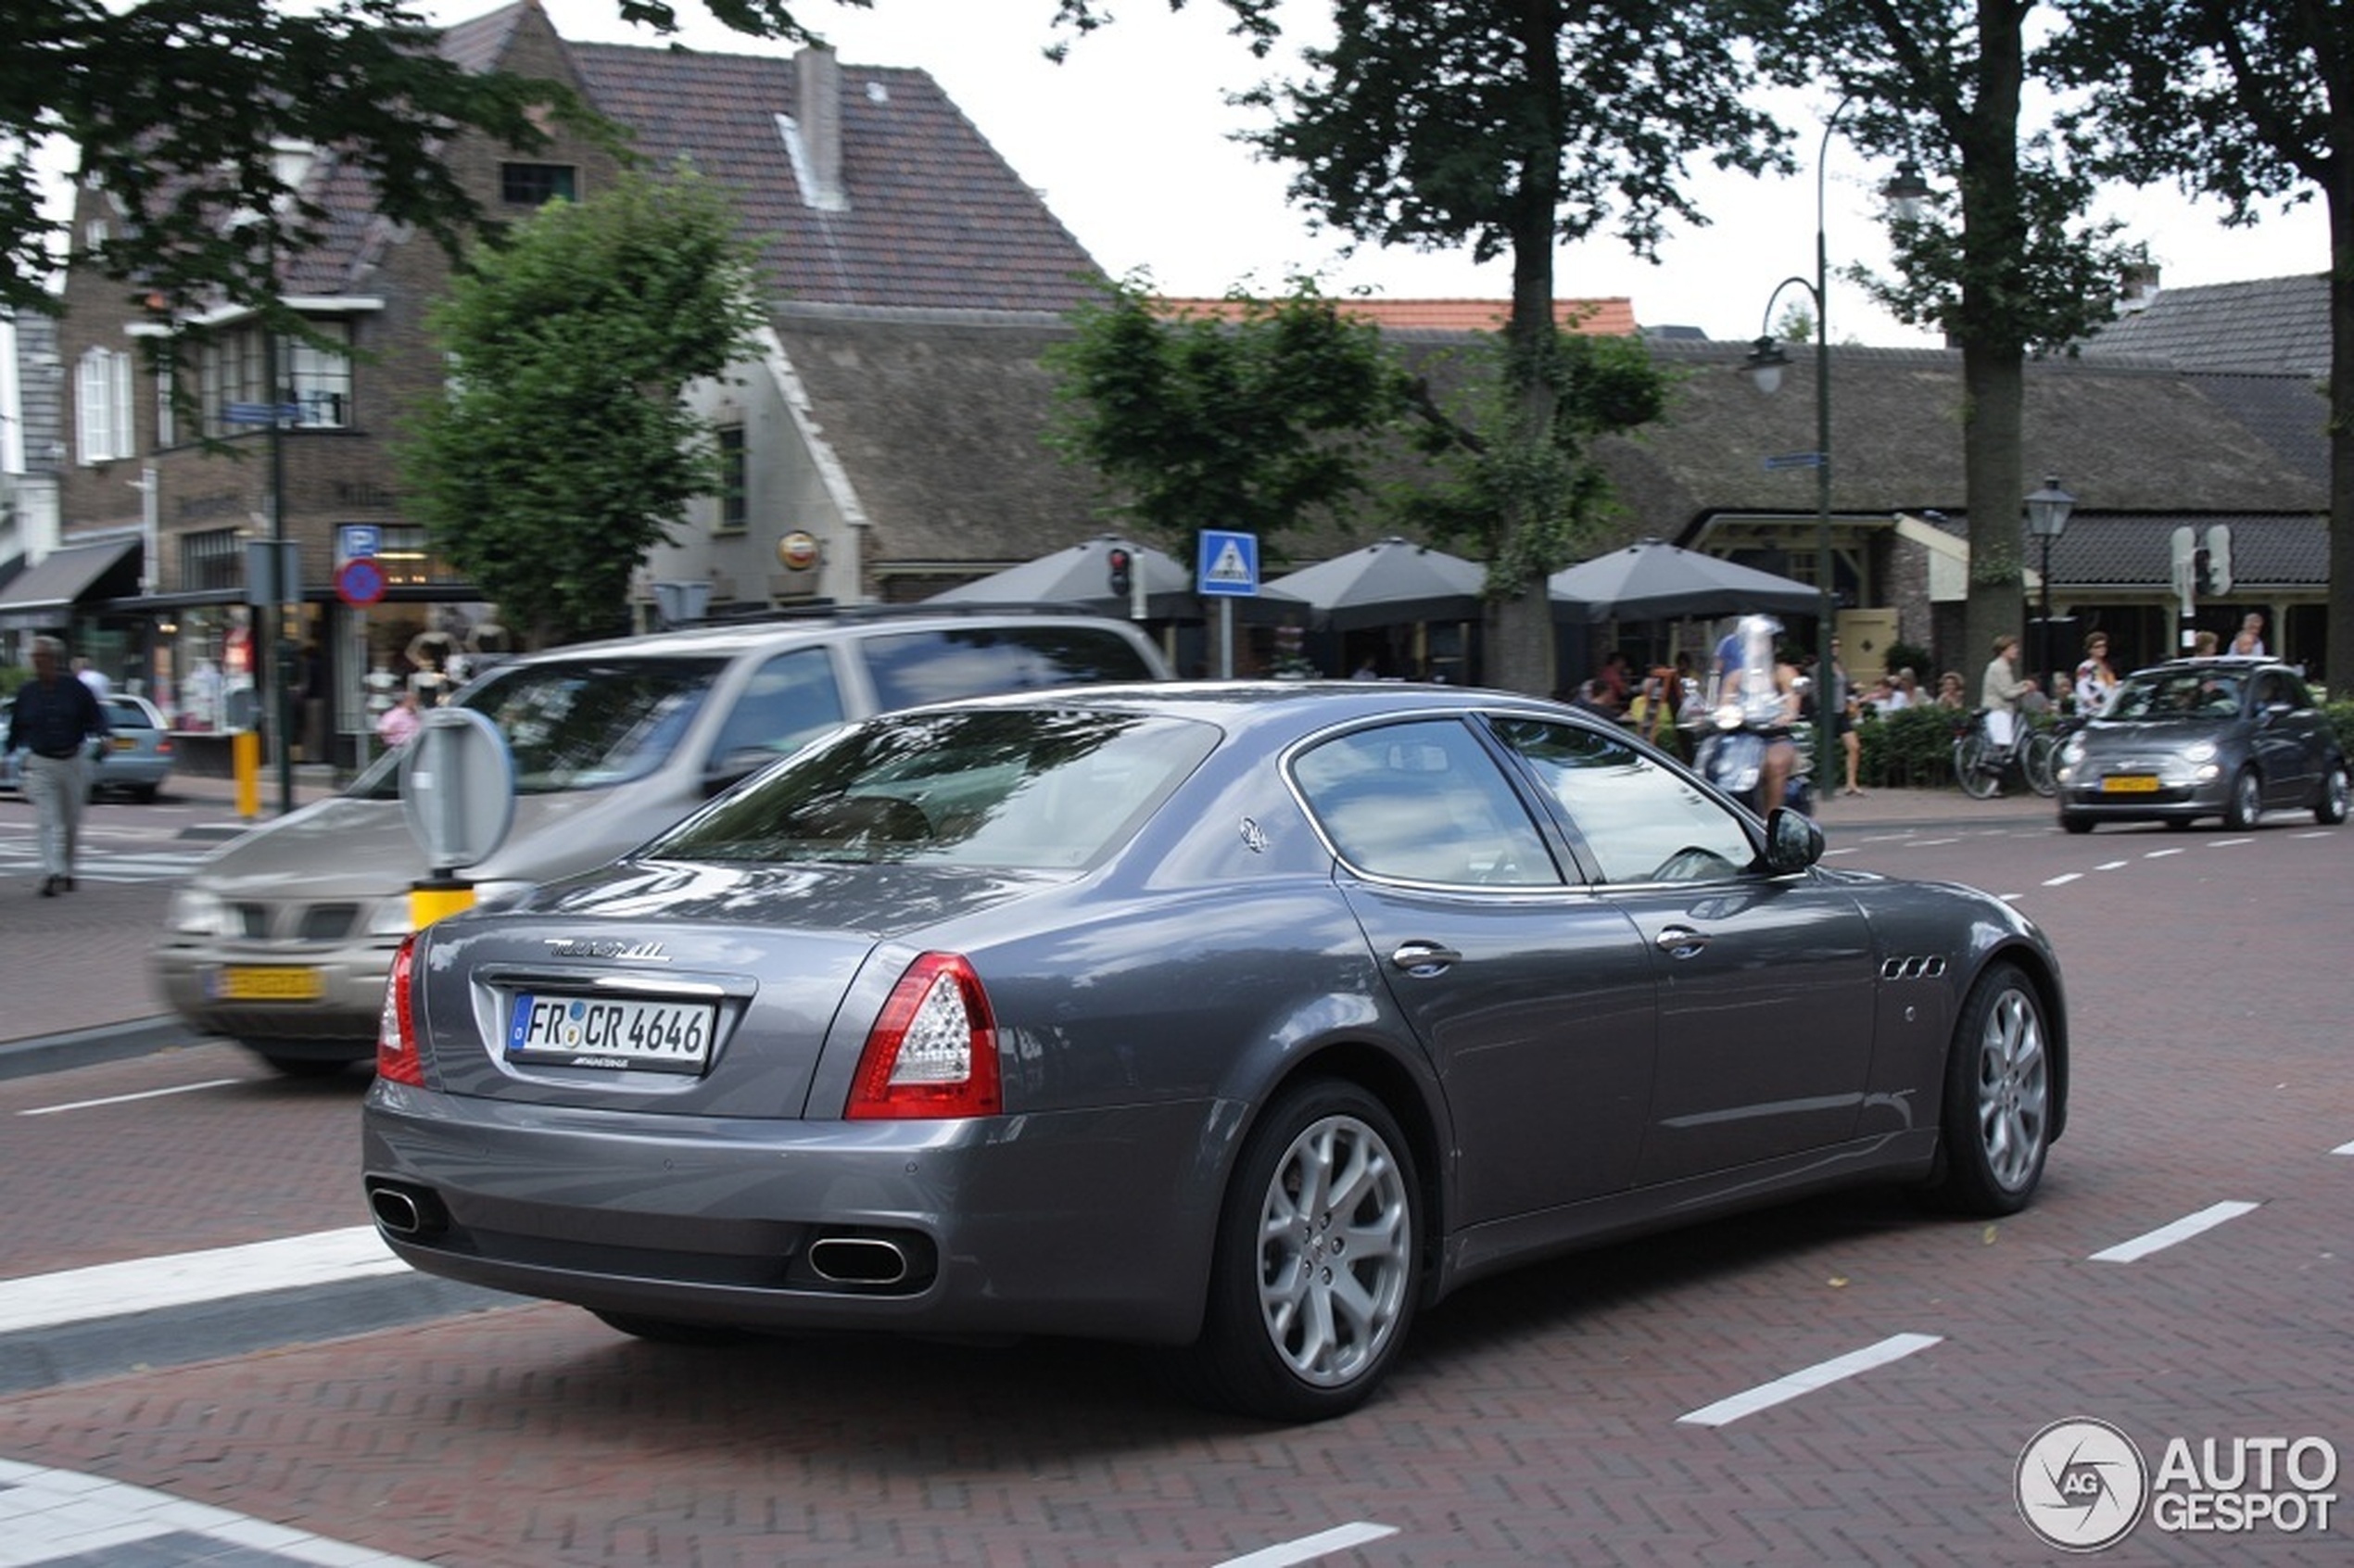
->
1908, 837, 1963, 847
18, 1080, 240, 1117
2088, 1200, 2262, 1263
2095, 860, 2130, 871
1676, 1332, 1943, 1428
2042, 872, 2082, 886
0, 1461, 436, 1568
0, 1226, 404, 1335
2145, 847, 2186, 857
2287, 830, 2333, 839
2331, 1138, 2354, 1157
1215, 1524, 1400, 1567
2208, 836, 2254, 846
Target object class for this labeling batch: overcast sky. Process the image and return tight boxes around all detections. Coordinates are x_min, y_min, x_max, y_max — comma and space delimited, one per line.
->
507, 0, 2334, 350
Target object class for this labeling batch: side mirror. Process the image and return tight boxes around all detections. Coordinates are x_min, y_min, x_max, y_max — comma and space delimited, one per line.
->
1761, 806, 1824, 874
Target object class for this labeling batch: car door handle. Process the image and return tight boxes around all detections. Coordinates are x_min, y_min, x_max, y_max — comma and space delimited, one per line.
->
1389, 941, 1461, 976
1656, 925, 1708, 959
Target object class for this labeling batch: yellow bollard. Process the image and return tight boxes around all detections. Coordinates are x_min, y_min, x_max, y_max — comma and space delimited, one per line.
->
410, 876, 475, 930
233, 729, 260, 820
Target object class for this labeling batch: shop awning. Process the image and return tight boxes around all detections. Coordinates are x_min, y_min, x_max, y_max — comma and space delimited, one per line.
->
0, 537, 144, 632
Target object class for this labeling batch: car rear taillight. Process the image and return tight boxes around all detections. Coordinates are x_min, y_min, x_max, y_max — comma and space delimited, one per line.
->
846, 953, 1000, 1119
375, 934, 425, 1086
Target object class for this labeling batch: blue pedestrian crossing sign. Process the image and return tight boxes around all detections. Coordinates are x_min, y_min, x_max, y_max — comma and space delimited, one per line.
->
1197, 530, 1259, 597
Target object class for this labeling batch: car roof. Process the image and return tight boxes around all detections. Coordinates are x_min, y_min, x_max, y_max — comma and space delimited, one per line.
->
891, 679, 1574, 731
498, 607, 1156, 664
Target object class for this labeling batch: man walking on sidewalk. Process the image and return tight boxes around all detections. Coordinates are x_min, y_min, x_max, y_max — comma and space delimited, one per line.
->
5, 636, 111, 895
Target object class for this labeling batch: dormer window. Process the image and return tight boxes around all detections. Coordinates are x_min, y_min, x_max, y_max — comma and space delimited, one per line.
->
501, 163, 577, 206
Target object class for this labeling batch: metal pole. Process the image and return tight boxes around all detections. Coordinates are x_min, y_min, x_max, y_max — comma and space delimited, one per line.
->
265, 240, 294, 816
1812, 114, 1841, 797
2039, 534, 2055, 697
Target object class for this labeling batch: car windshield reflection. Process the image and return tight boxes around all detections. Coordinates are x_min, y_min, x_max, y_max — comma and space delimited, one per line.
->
2106, 670, 2245, 721
646, 707, 1219, 870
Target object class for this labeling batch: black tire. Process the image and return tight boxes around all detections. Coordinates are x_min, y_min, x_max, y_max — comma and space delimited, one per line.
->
1173, 1081, 1421, 1422
2315, 763, 2349, 827
1922, 962, 2052, 1216
1954, 734, 1999, 800
591, 1309, 753, 1347
2059, 813, 2094, 835
2224, 766, 2263, 830
2021, 732, 2059, 798
133, 783, 160, 803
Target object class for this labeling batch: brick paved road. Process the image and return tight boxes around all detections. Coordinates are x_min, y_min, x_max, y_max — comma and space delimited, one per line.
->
0, 793, 2345, 1565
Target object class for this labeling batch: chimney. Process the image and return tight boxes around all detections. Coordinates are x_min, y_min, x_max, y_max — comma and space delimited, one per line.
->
793, 46, 845, 212
2119, 262, 2161, 314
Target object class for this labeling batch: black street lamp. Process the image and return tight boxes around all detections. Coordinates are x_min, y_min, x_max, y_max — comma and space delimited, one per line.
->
1742, 105, 1930, 797
2025, 475, 2077, 699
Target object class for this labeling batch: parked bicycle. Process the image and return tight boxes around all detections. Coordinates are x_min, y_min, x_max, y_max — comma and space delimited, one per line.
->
1953, 709, 2057, 799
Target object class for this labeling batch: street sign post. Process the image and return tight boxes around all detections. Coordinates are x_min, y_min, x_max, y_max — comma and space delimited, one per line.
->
399, 707, 515, 927
1197, 530, 1259, 678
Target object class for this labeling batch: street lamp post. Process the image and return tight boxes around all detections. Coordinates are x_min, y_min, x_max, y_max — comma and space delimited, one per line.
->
2025, 475, 2077, 701
1742, 102, 1930, 800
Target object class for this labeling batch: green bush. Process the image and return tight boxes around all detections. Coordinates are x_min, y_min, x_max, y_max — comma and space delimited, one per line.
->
2326, 700, 2354, 760
1856, 704, 1971, 789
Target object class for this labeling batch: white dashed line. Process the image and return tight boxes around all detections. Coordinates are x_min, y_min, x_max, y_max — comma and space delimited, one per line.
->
1676, 1333, 1943, 1427
2095, 860, 2130, 871
2144, 847, 2187, 858
1215, 1524, 1401, 1566
2208, 837, 2255, 847
2088, 1200, 2262, 1263
2332, 1138, 2354, 1157
18, 1080, 239, 1117
2042, 872, 2083, 886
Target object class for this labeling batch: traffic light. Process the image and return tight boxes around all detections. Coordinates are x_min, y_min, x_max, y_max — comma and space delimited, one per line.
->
1106, 547, 1133, 599
2203, 524, 2233, 595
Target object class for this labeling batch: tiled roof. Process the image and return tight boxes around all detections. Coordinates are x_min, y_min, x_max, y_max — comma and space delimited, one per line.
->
2081, 273, 2330, 378
2045, 512, 2327, 591
1157, 297, 1639, 335
567, 43, 1103, 313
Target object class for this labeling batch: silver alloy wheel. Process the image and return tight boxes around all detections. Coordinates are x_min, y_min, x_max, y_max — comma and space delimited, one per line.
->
1975, 986, 2050, 1193
2231, 767, 2263, 828
1254, 1112, 1413, 1387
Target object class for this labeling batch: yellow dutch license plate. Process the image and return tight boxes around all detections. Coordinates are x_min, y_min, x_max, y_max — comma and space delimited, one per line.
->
214, 966, 327, 1002
2101, 775, 2161, 794
111, 736, 136, 751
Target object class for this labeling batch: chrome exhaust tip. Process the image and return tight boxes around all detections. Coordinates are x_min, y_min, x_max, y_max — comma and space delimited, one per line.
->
806, 1234, 912, 1286
367, 1182, 444, 1237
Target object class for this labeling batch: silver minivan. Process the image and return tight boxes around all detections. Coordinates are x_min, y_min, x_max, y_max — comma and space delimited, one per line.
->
153, 611, 1169, 1073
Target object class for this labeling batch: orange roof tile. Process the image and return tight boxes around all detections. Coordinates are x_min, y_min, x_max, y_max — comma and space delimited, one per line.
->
1155, 296, 1639, 335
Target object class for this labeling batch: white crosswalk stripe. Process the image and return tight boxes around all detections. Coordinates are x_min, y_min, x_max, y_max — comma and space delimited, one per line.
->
0, 843, 208, 883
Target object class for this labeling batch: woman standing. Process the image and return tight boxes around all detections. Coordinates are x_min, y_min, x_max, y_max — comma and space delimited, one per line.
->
2072, 632, 2119, 716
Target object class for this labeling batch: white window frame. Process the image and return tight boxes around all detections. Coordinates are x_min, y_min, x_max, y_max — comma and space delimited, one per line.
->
76, 348, 134, 462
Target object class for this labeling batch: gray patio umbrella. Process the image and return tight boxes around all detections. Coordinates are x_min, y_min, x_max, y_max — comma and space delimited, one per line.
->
928, 534, 1196, 618
1254, 537, 1487, 632
1549, 538, 1821, 624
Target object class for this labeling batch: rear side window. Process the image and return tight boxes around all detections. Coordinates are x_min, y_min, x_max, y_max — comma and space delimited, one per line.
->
708, 647, 846, 775
861, 626, 1157, 710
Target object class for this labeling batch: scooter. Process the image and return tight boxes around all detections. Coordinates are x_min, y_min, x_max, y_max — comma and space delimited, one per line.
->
1687, 615, 1814, 818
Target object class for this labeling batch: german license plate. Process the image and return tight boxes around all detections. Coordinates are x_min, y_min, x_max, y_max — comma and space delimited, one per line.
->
506, 993, 715, 1073
2102, 775, 2161, 794
211, 965, 326, 1002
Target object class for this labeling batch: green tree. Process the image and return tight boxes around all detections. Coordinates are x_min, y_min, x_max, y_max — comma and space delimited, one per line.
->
3, 0, 824, 322
1044, 274, 1411, 553
1733, 1, 2145, 686
399, 167, 766, 646
1058, 1, 1786, 694
2048, 0, 2353, 689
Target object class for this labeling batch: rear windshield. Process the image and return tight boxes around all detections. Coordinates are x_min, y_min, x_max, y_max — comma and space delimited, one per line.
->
2107, 669, 2246, 721
646, 707, 1216, 871
351, 655, 724, 799
861, 626, 1158, 709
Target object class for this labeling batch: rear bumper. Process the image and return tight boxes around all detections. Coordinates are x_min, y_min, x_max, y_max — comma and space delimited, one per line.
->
361, 1079, 1234, 1345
